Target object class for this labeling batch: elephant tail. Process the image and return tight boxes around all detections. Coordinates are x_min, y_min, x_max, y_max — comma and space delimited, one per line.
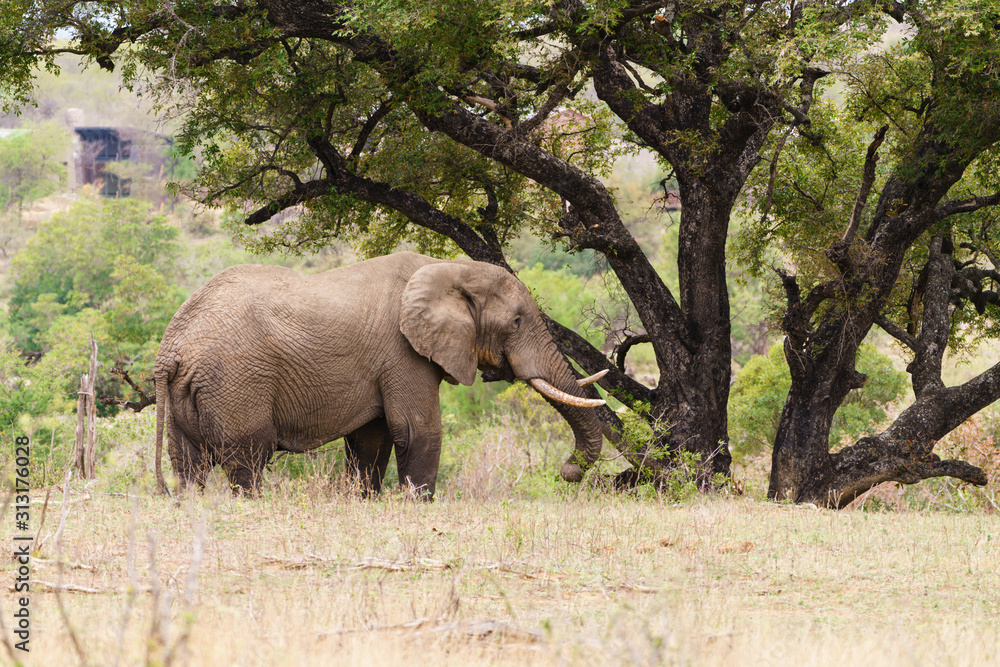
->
154, 371, 170, 496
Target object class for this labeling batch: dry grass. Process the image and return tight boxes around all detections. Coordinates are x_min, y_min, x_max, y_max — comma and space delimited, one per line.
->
6, 478, 999, 666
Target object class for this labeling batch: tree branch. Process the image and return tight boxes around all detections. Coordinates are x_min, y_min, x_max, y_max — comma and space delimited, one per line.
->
826, 125, 888, 269
99, 367, 155, 412
613, 333, 651, 373
758, 125, 794, 228
906, 236, 953, 396
821, 441, 986, 508
350, 97, 393, 159
543, 316, 654, 405
243, 178, 335, 226
932, 191, 1000, 220
813, 351, 1000, 506
412, 99, 688, 365
874, 314, 918, 351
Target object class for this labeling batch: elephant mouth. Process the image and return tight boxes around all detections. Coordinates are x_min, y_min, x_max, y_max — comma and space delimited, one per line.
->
479, 354, 516, 383
480, 368, 515, 383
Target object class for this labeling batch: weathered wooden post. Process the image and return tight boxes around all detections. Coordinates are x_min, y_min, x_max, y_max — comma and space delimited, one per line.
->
74, 338, 98, 479
74, 374, 87, 475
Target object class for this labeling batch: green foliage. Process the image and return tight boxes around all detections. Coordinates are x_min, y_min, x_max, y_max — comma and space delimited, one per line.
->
0, 120, 69, 215
729, 342, 908, 458
656, 449, 707, 504
9, 196, 180, 351
736, 100, 878, 281
736, 2, 1000, 349
265, 443, 347, 491
727, 345, 790, 458
834, 347, 909, 446
615, 400, 662, 462
517, 263, 606, 348
439, 377, 508, 436
0, 335, 65, 437
0, 1, 56, 113
105, 254, 179, 369
94, 411, 160, 492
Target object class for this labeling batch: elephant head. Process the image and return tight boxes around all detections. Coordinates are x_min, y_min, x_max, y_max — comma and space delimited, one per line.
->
400, 260, 605, 482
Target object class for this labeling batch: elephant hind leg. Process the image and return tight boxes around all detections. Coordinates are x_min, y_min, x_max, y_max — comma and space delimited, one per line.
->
167, 422, 210, 491
218, 432, 275, 497
345, 418, 394, 497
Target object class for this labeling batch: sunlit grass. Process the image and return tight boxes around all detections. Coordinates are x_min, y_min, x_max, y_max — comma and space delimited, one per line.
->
9, 468, 999, 665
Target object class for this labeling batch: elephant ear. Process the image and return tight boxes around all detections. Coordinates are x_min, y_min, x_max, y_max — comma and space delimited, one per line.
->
400, 262, 478, 386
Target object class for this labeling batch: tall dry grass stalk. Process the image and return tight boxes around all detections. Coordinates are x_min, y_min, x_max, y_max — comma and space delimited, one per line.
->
450, 422, 531, 501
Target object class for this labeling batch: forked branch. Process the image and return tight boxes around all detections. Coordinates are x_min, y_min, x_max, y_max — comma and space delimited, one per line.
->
874, 314, 917, 350
826, 125, 888, 268
99, 367, 155, 412
613, 333, 651, 373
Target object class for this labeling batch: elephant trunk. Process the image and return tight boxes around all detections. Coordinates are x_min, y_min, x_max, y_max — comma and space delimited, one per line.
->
510, 327, 604, 482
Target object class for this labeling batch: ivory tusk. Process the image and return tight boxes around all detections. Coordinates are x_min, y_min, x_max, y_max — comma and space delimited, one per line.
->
577, 369, 609, 387
529, 378, 605, 408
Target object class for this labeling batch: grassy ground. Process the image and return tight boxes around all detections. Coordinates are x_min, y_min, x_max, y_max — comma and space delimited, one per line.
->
5, 477, 998, 666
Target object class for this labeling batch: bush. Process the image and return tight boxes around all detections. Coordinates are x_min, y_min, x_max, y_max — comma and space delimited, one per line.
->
2, 197, 185, 436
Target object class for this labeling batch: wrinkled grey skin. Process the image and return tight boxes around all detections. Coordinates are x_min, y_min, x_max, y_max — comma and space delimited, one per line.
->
154, 252, 604, 498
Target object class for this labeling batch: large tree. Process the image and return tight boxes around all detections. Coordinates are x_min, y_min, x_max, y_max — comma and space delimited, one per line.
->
739, 3, 1000, 505
5, 0, 997, 502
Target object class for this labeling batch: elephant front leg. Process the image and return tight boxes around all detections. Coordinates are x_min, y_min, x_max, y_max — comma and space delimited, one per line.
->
393, 432, 442, 500
345, 418, 394, 496
387, 412, 443, 500
384, 366, 444, 500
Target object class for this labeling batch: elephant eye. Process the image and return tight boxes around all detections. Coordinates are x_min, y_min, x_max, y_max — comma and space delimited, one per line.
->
513, 316, 521, 329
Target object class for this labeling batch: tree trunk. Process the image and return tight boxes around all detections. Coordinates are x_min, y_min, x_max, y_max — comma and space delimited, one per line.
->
780, 373, 995, 507
770, 240, 996, 507
75, 373, 88, 476
768, 319, 870, 502
85, 338, 98, 479
599, 180, 737, 481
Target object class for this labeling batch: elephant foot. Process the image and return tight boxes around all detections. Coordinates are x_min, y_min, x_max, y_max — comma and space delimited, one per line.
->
560, 462, 584, 483
400, 477, 436, 502
226, 466, 263, 497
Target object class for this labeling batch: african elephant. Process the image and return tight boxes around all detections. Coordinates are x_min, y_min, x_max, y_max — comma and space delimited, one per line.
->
153, 251, 606, 498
